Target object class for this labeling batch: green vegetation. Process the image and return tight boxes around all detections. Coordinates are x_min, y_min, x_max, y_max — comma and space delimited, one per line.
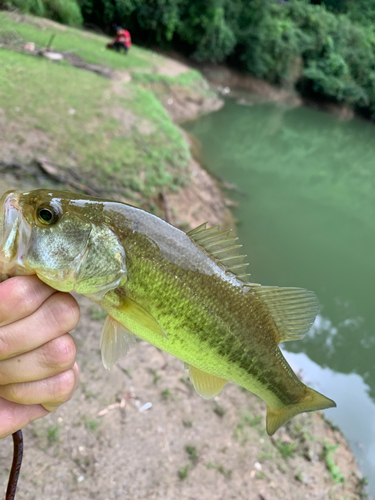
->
273, 438, 298, 459
358, 476, 369, 500
12, 0, 375, 118
0, 12, 197, 200
84, 418, 102, 431
322, 440, 345, 484
234, 411, 263, 444
88, 305, 107, 321
0, 11, 150, 69
177, 464, 190, 480
212, 403, 227, 417
148, 368, 162, 384
161, 388, 172, 399
185, 444, 198, 464
2, 0, 83, 25
182, 419, 193, 428
5, 1, 375, 116
0, 51, 188, 195
47, 424, 60, 443
206, 462, 233, 479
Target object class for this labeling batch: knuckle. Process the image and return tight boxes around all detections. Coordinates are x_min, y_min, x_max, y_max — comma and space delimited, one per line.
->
44, 334, 76, 370
3, 382, 21, 403
0, 276, 55, 329
51, 369, 76, 404
45, 294, 80, 333
0, 331, 10, 360
3, 277, 41, 317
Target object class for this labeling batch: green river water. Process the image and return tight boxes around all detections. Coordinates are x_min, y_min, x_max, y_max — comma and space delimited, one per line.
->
184, 97, 375, 496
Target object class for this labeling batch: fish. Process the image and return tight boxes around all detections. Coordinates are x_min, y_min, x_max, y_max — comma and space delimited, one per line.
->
0, 189, 336, 435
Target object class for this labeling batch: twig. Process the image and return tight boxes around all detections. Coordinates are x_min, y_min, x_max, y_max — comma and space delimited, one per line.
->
37, 158, 99, 196
96, 398, 126, 417
46, 34, 55, 51
33, 459, 60, 477
6, 430, 23, 500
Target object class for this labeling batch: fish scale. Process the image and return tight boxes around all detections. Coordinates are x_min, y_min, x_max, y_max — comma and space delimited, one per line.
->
114, 231, 315, 408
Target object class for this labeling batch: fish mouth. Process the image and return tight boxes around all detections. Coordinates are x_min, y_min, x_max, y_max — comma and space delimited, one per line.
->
0, 191, 26, 275
0, 191, 20, 257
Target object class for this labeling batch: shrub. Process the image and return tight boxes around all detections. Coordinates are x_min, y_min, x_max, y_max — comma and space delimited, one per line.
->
2, 0, 83, 25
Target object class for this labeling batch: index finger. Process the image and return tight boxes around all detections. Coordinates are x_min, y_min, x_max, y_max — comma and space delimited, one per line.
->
0, 276, 56, 327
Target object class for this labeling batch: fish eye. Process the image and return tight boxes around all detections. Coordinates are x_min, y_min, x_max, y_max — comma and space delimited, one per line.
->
36, 204, 60, 225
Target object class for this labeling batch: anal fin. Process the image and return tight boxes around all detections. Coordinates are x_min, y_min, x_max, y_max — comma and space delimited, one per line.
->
100, 315, 138, 369
188, 365, 228, 399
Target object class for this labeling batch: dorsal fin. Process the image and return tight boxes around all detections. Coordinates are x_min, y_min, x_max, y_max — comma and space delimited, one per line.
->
253, 286, 319, 343
187, 223, 250, 283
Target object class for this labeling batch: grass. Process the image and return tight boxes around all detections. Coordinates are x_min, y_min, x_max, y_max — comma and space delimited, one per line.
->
148, 368, 162, 384
206, 462, 232, 479
84, 418, 102, 432
177, 464, 190, 480
47, 425, 60, 443
258, 450, 275, 461
358, 476, 369, 500
234, 412, 263, 443
0, 49, 190, 196
0, 11, 195, 199
182, 420, 193, 428
322, 441, 345, 484
132, 69, 210, 94
212, 403, 227, 417
273, 438, 298, 459
0, 11, 151, 70
88, 305, 107, 321
185, 444, 198, 464
161, 388, 172, 400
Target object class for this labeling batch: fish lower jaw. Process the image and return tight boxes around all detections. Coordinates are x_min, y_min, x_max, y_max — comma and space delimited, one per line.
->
0, 259, 34, 280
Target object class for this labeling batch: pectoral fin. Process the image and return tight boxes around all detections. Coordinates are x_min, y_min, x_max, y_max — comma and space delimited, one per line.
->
100, 315, 138, 369
188, 365, 228, 399
117, 295, 168, 340
101, 292, 168, 341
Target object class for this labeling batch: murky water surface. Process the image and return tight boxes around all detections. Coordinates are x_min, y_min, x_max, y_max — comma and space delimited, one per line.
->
184, 98, 375, 496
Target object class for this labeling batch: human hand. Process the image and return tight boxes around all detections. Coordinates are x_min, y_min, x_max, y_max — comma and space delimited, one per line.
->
0, 276, 80, 439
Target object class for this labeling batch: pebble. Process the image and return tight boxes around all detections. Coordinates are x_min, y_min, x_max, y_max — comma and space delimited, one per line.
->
139, 402, 152, 412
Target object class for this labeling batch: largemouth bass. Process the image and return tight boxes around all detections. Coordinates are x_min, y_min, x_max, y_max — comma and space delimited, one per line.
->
0, 189, 335, 435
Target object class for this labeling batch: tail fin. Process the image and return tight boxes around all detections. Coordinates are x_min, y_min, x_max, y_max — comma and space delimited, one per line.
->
266, 387, 336, 436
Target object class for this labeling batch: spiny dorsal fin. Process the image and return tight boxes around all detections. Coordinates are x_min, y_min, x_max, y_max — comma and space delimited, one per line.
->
100, 315, 138, 369
187, 224, 250, 283
253, 286, 319, 343
188, 364, 228, 399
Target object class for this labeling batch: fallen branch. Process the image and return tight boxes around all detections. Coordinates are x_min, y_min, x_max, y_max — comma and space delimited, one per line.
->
37, 158, 99, 196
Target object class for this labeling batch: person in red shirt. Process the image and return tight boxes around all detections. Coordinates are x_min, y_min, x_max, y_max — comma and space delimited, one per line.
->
107, 26, 132, 54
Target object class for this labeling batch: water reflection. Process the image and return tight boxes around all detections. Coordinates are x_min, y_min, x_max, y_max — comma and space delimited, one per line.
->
284, 348, 375, 490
